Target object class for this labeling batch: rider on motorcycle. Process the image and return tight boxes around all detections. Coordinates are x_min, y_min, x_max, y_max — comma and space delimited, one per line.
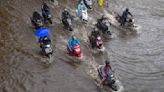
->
121, 8, 133, 26
98, 60, 114, 85
39, 36, 51, 48
62, 8, 71, 21
97, 15, 111, 33
31, 11, 43, 28
62, 8, 73, 31
90, 30, 101, 48
99, 15, 108, 24
41, 2, 52, 24
67, 35, 80, 53
41, 3, 49, 17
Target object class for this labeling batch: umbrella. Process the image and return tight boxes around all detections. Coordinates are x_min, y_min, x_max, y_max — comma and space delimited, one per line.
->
35, 27, 49, 38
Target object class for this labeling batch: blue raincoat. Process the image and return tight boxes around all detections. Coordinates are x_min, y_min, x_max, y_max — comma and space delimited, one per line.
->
68, 37, 80, 50
35, 27, 49, 38
76, 1, 87, 17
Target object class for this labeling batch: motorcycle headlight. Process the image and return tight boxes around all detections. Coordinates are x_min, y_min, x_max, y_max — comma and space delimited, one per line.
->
132, 19, 134, 22
111, 74, 114, 78
46, 44, 51, 48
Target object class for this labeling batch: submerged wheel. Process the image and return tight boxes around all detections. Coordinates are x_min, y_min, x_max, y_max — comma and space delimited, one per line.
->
111, 84, 118, 91
69, 26, 73, 31
48, 54, 51, 58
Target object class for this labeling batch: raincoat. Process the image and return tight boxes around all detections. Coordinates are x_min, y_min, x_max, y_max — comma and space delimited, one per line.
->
67, 37, 80, 51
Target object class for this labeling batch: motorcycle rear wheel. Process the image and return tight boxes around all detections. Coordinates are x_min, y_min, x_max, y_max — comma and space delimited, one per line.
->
111, 84, 118, 91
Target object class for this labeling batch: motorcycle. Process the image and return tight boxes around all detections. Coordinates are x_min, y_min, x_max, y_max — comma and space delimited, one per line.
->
62, 17, 73, 31
67, 44, 81, 58
81, 7, 88, 22
97, 68, 118, 91
83, 0, 93, 9
40, 42, 53, 59
74, 44, 81, 58
96, 19, 112, 36
89, 35, 104, 50
116, 14, 137, 31
42, 12, 53, 24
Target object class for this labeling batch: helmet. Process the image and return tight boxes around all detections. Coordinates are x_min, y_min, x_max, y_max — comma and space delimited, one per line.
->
126, 8, 129, 12
33, 11, 41, 19
105, 60, 110, 67
64, 8, 69, 15
43, 2, 47, 5
33, 11, 38, 16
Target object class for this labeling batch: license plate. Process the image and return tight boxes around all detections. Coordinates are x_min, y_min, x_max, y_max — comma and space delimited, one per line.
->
45, 48, 52, 53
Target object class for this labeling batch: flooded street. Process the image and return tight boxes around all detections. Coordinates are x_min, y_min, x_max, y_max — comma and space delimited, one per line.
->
0, 0, 164, 92
106, 0, 164, 92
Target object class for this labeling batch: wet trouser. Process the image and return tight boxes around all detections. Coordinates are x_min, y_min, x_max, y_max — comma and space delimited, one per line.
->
105, 75, 112, 84
98, 67, 112, 84
120, 16, 127, 26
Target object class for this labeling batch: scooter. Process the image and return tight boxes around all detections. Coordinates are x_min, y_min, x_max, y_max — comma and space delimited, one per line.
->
67, 44, 81, 58
97, 68, 118, 91
40, 42, 53, 59
81, 7, 88, 22
96, 19, 112, 36
62, 17, 73, 31
89, 35, 104, 49
73, 44, 81, 58
116, 14, 138, 31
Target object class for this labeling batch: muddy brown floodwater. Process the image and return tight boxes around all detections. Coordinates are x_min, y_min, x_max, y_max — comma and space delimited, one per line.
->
0, 0, 164, 92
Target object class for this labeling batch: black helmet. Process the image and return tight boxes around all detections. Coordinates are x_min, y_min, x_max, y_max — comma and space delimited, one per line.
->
105, 60, 110, 67
33, 11, 38, 16
102, 15, 105, 19
33, 11, 41, 18
126, 8, 129, 12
